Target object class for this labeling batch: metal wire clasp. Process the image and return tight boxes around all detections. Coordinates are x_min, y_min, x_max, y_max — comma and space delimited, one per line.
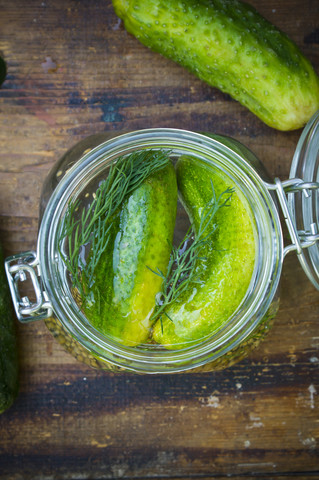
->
266, 178, 319, 257
5, 251, 53, 322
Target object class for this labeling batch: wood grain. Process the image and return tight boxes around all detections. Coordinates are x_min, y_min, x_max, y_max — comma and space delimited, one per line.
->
0, 0, 319, 478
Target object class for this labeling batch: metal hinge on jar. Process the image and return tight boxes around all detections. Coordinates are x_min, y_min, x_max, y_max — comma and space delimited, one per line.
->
5, 251, 53, 322
267, 178, 319, 256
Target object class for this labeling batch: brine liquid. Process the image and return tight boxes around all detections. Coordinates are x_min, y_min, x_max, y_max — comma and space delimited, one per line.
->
59, 152, 256, 351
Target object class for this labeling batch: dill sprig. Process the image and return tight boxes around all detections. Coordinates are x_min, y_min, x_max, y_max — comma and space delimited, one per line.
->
58, 149, 171, 301
149, 183, 234, 331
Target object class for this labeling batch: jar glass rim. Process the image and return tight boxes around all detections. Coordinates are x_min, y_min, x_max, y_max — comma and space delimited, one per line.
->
38, 128, 283, 372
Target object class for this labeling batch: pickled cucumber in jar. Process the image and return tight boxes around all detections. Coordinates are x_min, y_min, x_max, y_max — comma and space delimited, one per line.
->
83, 160, 178, 346
152, 155, 256, 348
59, 149, 256, 349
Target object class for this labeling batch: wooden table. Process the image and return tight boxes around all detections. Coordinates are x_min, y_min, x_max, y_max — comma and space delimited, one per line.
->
0, 1, 318, 478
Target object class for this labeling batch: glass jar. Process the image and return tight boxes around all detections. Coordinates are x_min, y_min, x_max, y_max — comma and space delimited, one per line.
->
5, 116, 319, 373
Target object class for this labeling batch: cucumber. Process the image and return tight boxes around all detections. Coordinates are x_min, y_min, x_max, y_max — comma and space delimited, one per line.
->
0, 57, 6, 87
112, 0, 319, 131
84, 161, 177, 346
0, 243, 19, 413
152, 156, 256, 348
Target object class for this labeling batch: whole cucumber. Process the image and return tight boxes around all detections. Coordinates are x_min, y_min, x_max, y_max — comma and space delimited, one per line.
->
0, 243, 19, 413
0, 57, 6, 87
84, 161, 177, 346
112, 0, 319, 131
152, 156, 256, 348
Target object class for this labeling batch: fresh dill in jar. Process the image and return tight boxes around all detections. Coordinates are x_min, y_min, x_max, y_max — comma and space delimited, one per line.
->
58, 149, 171, 303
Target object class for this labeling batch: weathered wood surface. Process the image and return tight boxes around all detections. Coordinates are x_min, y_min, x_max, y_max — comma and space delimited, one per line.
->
0, 0, 318, 478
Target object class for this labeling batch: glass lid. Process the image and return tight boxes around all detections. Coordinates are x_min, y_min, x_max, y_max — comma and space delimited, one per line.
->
288, 110, 319, 290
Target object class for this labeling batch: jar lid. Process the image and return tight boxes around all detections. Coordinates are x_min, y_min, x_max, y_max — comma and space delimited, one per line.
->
288, 111, 319, 289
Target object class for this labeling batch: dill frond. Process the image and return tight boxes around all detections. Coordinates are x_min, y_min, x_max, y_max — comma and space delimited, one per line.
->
150, 184, 234, 327
58, 149, 171, 302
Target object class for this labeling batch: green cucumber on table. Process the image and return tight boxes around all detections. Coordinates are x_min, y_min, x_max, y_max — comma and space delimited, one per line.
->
0, 243, 19, 414
0, 57, 6, 87
83, 161, 177, 346
112, 0, 319, 131
152, 155, 256, 348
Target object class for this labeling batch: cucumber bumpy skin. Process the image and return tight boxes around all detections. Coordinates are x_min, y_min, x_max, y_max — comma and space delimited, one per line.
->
0, 243, 19, 414
112, 0, 319, 131
0, 57, 6, 87
152, 156, 256, 349
84, 161, 177, 346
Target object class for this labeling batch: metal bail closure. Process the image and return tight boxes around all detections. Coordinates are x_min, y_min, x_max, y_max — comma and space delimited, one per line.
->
5, 251, 53, 322
267, 178, 319, 289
